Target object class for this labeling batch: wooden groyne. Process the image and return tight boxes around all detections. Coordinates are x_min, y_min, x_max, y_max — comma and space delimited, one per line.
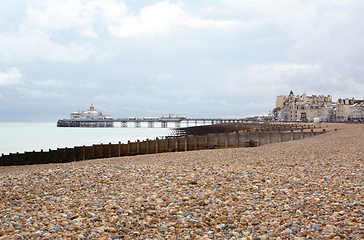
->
0, 124, 326, 166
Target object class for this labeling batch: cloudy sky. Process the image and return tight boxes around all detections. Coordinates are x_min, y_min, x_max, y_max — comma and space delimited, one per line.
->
0, 0, 363, 121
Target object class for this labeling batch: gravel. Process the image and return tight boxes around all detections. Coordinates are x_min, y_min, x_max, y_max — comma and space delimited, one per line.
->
0, 123, 363, 239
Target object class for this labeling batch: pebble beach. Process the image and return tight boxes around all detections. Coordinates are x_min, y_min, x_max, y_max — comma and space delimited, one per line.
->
0, 123, 363, 240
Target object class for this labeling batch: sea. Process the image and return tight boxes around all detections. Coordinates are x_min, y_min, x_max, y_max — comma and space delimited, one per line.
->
0, 122, 191, 155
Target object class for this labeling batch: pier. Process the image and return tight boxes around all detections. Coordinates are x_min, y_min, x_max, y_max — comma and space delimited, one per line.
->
57, 117, 247, 128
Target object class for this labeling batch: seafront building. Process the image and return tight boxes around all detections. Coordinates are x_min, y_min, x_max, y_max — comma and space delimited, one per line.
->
273, 91, 333, 122
336, 98, 364, 121
273, 91, 364, 122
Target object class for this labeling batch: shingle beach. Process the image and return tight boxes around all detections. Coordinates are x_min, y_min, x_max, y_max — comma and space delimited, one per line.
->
1, 123, 363, 240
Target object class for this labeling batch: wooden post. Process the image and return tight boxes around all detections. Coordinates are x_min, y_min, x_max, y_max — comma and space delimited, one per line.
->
236, 131, 239, 147
225, 132, 228, 148
118, 141, 121, 157
205, 134, 208, 148
166, 137, 169, 152
146, 139, 149, 154
109, 142, 112, 158
290, 129, 293, 141
215, 132, 218, 147
185, 135, 188, 151
175, 137, 179, 152
32, 150, 36, 164
137, 140, 140, 154
267, 130, 270, 144
279, 131, 282, 143
83, 145, 86, 160
100, 144, 103, 158
40, 149, 43, 164
128, 141, 131, 155
156, 138, 159, 153
258, 131, 260, 144
194, 134, 197, 150
311, 129, 314, 137
301, 129, 303, 139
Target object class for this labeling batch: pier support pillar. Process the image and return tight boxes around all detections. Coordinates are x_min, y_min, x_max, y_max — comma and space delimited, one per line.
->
148, 122, 154, 128
161, 121, 168, 128
134, 121, 141, 128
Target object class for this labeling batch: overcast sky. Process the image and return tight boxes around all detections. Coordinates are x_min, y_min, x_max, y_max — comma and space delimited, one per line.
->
0, 0, 363, 121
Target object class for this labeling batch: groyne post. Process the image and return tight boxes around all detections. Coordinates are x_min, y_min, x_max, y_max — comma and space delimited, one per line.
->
194, 135, 197, 150
225, 132, 228, 148
137, 140, 140, 155
215, 132, 218, 147
83, 145, 86, 160
100, 144, 103, 158
236, 131, 239, 147
146, 139, 150, 154
127, 141, 131, 155
118, 141, 121, 157
185, 136, 188, 151
156, 138, 159, 153
175, 136, 179, 152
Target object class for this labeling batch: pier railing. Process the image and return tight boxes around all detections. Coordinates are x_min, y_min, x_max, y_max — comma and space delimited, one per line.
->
0, 127, 326, 166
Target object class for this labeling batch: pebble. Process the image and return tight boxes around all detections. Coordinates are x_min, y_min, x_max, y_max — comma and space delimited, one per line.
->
0, 123, 363, 239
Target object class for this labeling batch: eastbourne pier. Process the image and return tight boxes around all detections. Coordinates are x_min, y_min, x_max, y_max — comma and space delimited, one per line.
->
57, 104, 247, 128
57, 116, 247, 128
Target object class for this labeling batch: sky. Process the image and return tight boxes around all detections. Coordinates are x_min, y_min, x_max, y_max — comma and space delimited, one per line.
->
0, 0, 363, 121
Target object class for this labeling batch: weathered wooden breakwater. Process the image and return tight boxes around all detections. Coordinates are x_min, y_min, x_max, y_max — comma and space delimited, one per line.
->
0, 124, 325, 166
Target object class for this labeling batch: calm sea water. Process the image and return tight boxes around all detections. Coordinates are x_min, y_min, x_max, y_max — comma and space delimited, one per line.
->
0, 122, 178, 155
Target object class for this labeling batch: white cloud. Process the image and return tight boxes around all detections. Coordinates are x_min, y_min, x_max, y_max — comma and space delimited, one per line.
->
16, 87, 67, 98
80, 28, 98, 38
0, 67, 23, 86
22, 0, 94, 31
0, 29, 96, 62
81, 82, 98, 89
183, 18, 242, 28
30, 79, 65, 88
150, 73, 174, 81
106, 1, 243, 38
107, 1, 186, 38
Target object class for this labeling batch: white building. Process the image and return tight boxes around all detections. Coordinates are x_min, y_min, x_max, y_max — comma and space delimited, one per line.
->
350, 102, 364, 120
274, 91, 333, 122
70, 104, 113, 120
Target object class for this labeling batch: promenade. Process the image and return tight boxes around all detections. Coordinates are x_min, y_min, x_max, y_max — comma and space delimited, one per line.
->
0, 123, 363, 239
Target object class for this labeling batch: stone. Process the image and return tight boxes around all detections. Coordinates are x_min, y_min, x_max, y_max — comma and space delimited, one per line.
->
160, 225, 168, 232
312, 224, 321, 231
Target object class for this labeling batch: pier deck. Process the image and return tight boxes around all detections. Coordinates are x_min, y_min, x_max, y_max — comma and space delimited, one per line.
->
57, 117, 247, 128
